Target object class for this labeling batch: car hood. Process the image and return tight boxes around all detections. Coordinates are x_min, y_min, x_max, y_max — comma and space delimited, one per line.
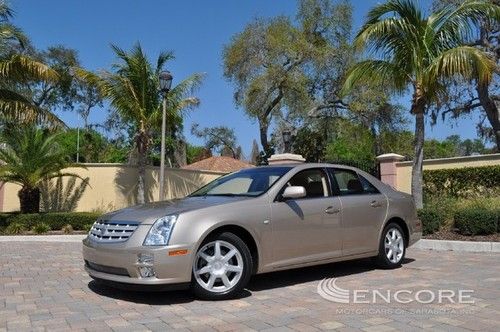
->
100, 196, 252, 224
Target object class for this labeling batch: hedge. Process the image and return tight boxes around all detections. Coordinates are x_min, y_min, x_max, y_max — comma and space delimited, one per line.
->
0, 212, 100, 233
454, 208, 498, 235
418, 208, 445, 235
423, 165, 500, 198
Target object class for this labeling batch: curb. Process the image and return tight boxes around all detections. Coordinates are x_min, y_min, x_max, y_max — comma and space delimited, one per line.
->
412, 239, 500, 253
0, 235, 86, 242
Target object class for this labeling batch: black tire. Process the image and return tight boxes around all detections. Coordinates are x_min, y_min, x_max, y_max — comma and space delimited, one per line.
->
376, 223, 406, 269
191, 232, 253, 300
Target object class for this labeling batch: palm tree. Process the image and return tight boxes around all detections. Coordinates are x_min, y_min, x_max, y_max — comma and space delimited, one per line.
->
342, 0, 499, 208
80, 43, 204, 204
0, 1, 63, 126
0, 126, 80, 213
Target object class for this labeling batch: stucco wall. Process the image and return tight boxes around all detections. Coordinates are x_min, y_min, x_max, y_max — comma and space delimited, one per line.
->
395, 153, 500, 194
0, 164, 224, 212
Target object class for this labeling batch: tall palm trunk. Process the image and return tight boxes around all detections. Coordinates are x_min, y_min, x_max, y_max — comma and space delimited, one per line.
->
18, 186, 40, 214
135, 129, 149, 204
476, 82, 500, 152
411, 86, 426, 209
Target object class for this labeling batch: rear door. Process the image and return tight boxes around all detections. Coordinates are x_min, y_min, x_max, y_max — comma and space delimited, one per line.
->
328, 168, 388, 256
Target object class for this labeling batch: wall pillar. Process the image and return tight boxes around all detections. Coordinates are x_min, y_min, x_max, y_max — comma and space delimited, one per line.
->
376, 153, 405, 188
268, 153, 305, 165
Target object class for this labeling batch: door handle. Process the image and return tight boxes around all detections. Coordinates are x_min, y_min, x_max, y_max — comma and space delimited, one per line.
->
370, 201, 382, 207
325, 206, 340, 214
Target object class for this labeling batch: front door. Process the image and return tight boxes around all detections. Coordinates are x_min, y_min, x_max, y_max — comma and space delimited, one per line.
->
269, 168, 342, 268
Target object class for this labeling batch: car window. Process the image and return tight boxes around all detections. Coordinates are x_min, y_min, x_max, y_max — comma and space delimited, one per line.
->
359, 175, 380, 194
190, 166, 292, 197
209, 177, 252, 194
285, 169, 329, 198
330, 168, 379, 195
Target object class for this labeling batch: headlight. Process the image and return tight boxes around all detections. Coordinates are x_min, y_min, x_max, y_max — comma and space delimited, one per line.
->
143, 215, 177, 246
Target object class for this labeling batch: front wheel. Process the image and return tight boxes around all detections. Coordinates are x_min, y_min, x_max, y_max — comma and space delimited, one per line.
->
191, 232, 252, 300
376, 223, 406, 269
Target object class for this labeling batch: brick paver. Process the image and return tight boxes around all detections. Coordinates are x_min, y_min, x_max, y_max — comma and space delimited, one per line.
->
0, 242, 499, 331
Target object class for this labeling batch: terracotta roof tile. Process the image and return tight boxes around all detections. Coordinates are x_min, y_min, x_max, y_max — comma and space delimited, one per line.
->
182, 156, 254, 173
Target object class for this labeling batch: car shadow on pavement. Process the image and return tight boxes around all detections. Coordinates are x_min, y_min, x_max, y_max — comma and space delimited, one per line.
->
87, 257, 415, 304
248, 257, 415, 292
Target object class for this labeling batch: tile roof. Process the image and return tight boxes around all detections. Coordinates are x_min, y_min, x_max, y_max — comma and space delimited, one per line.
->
182, 156, 254, 173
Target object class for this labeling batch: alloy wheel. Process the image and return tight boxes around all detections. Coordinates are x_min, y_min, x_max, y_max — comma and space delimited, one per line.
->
193, 240, 244, 293
384, 228, 404, 264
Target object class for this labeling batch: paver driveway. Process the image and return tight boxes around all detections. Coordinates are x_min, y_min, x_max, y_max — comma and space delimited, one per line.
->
0, 241, 499, 332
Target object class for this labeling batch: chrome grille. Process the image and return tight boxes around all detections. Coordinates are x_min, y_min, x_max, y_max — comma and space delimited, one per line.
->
89, 220, 139, 243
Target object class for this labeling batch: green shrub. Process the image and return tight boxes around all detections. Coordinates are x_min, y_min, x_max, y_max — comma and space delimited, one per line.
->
454, 208, 498, 235
6, 212, 99, 230
4, 222, 26, 235
32, 223, 50, 234
83, 223, 93, 232
418, 208, 445, 235
424, 165, 500, 198
0, 212, 100, 233
62, 224, 74, 234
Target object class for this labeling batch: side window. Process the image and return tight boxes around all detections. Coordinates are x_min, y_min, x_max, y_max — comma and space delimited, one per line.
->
331, 169, 363, 195
359, 175, 380, 194
285, 169, 330, 198
330, 169, 380, 195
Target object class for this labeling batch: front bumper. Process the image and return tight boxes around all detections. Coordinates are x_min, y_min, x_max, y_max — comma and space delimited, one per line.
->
82, 236, 194, 285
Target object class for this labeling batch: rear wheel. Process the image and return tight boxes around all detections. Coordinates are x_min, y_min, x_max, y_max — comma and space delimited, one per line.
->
191, 232, 252, 300
376, 223, 406, 269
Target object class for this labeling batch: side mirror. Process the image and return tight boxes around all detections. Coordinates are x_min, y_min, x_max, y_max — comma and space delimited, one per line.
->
282, 186, 306, 200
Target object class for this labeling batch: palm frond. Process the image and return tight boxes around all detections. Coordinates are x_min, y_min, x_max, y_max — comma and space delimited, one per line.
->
0, 54, 59, 82
0, 89, 65, 128
341, 60, 408, 96
426, 46, 495, 85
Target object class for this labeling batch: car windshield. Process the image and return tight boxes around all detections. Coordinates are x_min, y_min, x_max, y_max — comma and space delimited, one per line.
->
190, 167, 292, 197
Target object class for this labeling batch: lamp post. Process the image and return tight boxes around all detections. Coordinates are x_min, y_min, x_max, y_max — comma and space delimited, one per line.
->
159, 71, 173, 201
282, 130, 292, 153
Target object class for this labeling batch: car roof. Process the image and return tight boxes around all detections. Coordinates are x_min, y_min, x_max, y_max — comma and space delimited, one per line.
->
257, 163, 361, 171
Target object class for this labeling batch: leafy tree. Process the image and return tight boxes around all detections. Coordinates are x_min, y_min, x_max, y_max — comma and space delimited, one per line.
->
0, 125, 79, 213
56, 128, 128, 163
224, 0, 352, 155
191, 123, 239, 158
186, 144, 210, 164
292, 127, 327, 162
433, 0, 500, 152
79, 43, 203, 203
342, 0, 499, 208
0, 1, 62, 126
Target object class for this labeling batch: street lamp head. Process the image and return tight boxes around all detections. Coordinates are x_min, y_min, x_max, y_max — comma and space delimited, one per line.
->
159, 71, 173, 93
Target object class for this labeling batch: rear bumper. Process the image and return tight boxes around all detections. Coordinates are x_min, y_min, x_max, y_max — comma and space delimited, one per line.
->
82, 237, 194, 285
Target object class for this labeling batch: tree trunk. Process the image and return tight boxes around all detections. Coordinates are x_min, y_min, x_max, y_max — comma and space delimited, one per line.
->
135, 129, 149, 205
18, 186, 40, 214
411, 86, 426, 210
259, 119, 270, 155
476, 82, 500, 152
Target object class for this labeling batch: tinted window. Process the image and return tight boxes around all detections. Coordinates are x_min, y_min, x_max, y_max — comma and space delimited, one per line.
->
190, 167, 292, 197
285, 169, 329, 198
359, 175, 379, 194
331, 169, 363, 195
330, 169, 380, 196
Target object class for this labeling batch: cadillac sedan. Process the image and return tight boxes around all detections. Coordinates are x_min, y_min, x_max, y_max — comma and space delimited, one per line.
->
83, 163, 422, 300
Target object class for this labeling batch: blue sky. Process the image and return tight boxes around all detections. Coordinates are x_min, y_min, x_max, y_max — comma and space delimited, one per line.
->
12, 0, 484, 156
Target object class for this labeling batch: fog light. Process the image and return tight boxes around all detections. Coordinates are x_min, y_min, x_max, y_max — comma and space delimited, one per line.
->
138, 266, 155, 278
138, 253, 154, 264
